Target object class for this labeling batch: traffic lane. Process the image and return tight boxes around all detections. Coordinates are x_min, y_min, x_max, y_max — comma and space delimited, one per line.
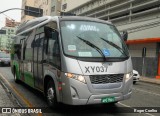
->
120, 82, 160, 116
0, 66, 48, 108
42, 104, 147, 116
121, 81, 160, 107
133, 81, 160, 95
0, 67, 157, 116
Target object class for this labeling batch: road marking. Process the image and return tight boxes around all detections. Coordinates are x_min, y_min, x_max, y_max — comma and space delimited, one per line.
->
133, 88, 160, 96
118, 102, 155, 116
0, 73, 42, 116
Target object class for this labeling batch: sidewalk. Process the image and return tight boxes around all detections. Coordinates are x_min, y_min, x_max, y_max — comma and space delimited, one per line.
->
0, 83, 15, 107
0, 82, 20, 115
140, 76, 160, 85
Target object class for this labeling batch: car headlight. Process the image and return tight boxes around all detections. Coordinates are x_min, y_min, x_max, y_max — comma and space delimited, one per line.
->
65, 73, 86, 83
125, 71, 133, 82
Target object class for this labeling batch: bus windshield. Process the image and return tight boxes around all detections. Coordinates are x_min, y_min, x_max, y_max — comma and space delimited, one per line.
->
60, 21, 129, 60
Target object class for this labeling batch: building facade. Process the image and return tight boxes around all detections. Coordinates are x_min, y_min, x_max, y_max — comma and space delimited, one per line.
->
61, 0, 160, 78
50, 0, 62, 16
21, 0, 37, 22
0, 26, 17, 51
5, 18, 20, 27
21, 0, 62, 22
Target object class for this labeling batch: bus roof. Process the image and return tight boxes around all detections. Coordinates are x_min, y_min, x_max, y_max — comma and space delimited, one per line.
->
16, 16, 112, 35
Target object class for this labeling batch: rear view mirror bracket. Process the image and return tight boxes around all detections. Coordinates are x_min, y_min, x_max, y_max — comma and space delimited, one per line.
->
121, 31, 128, 41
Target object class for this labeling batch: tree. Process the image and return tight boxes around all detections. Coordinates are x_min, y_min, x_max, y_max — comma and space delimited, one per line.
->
6, 38, 12, 51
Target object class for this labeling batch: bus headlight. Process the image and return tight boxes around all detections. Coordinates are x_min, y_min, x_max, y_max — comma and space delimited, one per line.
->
125, 71, 133, 82
65, 73, 86, 83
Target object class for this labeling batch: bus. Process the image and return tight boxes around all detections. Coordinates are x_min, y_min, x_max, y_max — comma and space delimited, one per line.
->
11, 16, 133, 107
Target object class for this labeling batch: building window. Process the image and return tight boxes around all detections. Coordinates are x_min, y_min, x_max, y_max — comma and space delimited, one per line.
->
62, 3, 67, 10
46, 10, 48, 15
51, 6, 55, 12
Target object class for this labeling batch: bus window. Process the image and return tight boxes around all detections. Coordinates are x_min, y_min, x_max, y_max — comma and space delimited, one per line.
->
47, 30, 61, 69
14, 44, 21, 60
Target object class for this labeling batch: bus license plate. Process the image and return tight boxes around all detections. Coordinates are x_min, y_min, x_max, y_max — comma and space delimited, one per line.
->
101, 97, 115, 103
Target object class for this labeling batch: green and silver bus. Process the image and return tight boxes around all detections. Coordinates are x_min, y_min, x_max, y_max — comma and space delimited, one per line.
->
11, 16, 133, 107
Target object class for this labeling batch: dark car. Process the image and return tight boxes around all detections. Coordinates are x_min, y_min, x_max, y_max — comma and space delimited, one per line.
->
0, 53, 11, 66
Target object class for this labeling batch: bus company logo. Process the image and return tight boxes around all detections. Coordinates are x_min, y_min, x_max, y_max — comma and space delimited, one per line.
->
105, 77, 111, 82
102, 63, 109, 69
2, 108, 12, 113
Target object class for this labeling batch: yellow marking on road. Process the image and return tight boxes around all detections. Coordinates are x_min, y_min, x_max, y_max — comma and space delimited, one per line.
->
0, 73, 43, 116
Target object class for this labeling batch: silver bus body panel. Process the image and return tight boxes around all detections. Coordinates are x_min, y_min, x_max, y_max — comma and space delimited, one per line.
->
60, 55, 133, 105
61, 73, 132, 105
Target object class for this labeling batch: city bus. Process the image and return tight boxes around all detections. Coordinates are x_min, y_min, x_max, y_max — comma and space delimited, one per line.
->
11, 16, 133, 107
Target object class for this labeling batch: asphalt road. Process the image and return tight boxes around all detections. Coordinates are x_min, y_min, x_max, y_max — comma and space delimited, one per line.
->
0, 66, 160, 116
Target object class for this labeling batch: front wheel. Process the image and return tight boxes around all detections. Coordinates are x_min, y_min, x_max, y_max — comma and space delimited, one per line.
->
46, 81, 58, 108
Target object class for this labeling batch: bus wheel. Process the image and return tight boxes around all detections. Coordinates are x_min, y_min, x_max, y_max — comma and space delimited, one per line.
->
46, 81, 58, 108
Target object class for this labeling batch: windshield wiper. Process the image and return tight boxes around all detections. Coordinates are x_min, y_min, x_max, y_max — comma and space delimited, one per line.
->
100, 37, 128, 57
77, 36, 106, 61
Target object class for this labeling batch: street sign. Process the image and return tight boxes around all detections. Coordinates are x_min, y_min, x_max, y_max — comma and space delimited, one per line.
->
0, 30, 6, 34
60, 12, 76, 16
25, 6, 43, 17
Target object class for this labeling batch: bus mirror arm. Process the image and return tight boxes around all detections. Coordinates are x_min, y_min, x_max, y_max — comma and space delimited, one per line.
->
121, 31, 128, 41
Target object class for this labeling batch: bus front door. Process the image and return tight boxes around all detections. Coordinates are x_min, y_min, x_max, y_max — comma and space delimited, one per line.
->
33, 33, 44, 90
20, 39, 25, 81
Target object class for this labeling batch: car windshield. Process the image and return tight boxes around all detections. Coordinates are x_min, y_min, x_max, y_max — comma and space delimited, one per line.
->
0, 53, 10, 58
60, 21, 129, 60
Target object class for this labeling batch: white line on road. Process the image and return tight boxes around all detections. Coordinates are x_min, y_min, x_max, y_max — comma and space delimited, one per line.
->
118, 102, 155, 116
133, 88, 160, 96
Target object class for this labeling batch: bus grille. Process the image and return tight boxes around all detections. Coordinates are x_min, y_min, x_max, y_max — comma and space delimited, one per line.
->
89, 74, 124, 84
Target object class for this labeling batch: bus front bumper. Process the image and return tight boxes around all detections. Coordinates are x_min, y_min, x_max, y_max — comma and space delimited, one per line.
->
71, 91, 132, 105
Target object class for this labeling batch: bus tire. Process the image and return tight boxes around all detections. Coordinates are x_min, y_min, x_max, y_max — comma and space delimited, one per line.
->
46, 80, 58, 108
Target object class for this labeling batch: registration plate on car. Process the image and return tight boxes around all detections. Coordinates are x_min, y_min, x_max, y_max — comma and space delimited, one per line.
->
101, 97, 115, 103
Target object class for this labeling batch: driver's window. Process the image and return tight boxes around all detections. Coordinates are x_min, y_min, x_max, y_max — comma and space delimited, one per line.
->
45, 22, 61, 69
47, 30, 61, 69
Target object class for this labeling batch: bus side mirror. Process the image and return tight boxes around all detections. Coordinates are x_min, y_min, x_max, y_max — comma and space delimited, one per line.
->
14, 44, 21, 59
44, 26, 53, 38
121, 31, 128, 41
44, 26, 58, 39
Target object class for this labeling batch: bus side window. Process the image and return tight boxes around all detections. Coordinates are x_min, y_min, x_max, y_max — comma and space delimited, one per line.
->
14, 44, 21, 60
47, 30, 61, 69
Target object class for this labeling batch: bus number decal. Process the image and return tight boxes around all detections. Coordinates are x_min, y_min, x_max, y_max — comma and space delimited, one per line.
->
85, 66, 108, 73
